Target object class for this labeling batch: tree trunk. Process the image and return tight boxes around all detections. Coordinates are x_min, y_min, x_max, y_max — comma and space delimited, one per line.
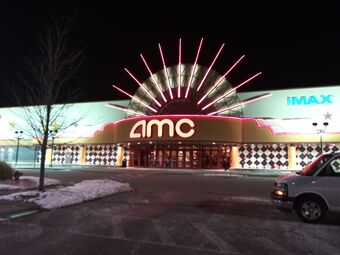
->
38, 133, 49, 191
39, 105, 51, 192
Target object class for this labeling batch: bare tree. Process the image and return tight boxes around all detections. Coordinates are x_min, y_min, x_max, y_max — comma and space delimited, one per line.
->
13, 14, 85, 191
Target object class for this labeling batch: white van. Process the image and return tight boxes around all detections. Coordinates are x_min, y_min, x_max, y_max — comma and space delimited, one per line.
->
271, 152, 340, 223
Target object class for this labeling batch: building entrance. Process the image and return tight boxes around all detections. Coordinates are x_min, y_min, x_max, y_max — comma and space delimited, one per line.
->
129, 144, 230, 169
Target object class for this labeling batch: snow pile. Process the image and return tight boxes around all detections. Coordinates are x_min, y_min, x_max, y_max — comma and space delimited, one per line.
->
0, 179, 133, 209
0, 176, 61, 190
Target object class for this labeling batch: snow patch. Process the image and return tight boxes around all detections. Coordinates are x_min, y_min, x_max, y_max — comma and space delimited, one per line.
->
0, 176, 61, 190
0, 179, 133, 209
223, 196, 270, 204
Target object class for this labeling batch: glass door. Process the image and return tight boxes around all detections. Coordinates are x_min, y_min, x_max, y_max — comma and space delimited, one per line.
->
178, 149, 184, 168
185, 150, 191, 168
148, 146, 156, 167
170, 150, 177, 168
192, 149, 201, 168
211, 150, 218, 169
156, 150, 163, 168
164, 150, 170, 168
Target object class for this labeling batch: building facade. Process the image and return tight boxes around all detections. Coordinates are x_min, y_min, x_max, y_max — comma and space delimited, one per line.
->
0, 85, 339, 171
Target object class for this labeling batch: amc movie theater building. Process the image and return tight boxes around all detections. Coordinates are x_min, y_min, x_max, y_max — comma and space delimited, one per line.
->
0, 41, 339, 171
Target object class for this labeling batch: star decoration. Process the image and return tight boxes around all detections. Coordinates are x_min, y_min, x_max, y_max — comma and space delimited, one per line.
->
324, 112, 332, 120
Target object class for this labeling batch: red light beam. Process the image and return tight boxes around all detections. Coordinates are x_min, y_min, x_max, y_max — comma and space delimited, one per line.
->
197, 55, 245, 105
112, 84, 157, 113
196, 43, 225, 92
185, 38, 204, 98
140, 54, 167, 103
158, 43, 174, 99
178, 38, 182, 98
125, 68, 161, 107
106, 103, 146, 116
202, 72, 262, 111
207, 93, 271, 115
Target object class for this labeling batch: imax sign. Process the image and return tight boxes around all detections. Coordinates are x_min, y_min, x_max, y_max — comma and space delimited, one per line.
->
287, 95, 333, 106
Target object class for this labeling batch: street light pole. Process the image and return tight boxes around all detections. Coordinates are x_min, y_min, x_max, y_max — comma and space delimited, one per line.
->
312, 122, 328, 155
14, 130, 23, 165
49, 129, 58, 167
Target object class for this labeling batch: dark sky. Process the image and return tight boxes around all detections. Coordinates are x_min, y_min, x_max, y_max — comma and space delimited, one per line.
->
0, 1, 340, 107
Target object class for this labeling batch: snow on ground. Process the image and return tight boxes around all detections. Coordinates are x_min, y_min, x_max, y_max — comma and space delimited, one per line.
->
0, 178, 133, 209
0, 176, 61, 190
223, 196, 271, 204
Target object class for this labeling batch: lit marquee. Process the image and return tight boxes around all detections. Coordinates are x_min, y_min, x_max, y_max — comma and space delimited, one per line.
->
129, 118, 195, 139
109, 38, 270, 117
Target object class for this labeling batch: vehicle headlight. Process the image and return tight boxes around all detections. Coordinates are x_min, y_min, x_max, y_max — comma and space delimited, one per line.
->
274, 182, 288, 197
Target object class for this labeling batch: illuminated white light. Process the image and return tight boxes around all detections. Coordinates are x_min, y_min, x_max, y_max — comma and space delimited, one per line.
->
178, 38, 182, 98
207, 93, 271, 115
196, 43, 225, 92
147, 119, 174, 137
130, 120, 146, 138
129, 118, 195, 139
197, 55, 245, 105
140, 54, 167, 103
158, 43, 173, 99
106, 103, 146, 116
175, 118, 195, 138
185, 38, 204, 98
125, 68, 161, 107
202, 72, 262, 111
112, 84, 157, 113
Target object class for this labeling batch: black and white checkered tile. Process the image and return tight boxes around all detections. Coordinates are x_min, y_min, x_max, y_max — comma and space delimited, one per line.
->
85, 144, 118, 166
123, 145, 130, 167
44, 143, 340, 169
52, 145, 80, 164
296, 144, 339, 169
239, 144, 288, 169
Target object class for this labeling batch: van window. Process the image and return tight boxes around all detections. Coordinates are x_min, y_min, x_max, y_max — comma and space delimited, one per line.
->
330, 157, 340, 175
301, 154, 333, 176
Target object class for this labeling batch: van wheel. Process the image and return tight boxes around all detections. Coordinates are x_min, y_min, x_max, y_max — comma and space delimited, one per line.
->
296, 197, 326, 223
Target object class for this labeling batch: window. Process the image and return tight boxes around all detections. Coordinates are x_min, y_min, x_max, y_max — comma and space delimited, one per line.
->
330, 158, 340, 175
319, 156, 340, 177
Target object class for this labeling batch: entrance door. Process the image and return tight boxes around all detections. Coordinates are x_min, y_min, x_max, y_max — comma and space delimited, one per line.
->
178, 149, 184, 168
156, 150, 163, 168
164, 149, 170, 168
185, 150, 191, 168
202, 150, 210, 168
211, 150, 218, 169
139, 146, 147, 167
192, 149, 201, 168
129, 144, 226, 169
170, 150, 177, 168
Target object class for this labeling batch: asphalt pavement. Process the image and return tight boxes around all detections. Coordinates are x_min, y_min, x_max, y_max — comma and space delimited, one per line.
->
0, 166, 295, 223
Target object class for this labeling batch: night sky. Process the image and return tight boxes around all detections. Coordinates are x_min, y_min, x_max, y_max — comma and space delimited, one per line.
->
0, 1, 340, 107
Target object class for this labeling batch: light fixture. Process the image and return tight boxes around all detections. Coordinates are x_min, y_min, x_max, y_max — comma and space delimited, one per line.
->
312, 122, 329, 155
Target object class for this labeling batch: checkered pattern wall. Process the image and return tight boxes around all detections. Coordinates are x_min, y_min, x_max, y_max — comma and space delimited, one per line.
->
239, 144, 288, 169
52, 145, 80, 164
35, 143, 340, 168
123, 145, 130, 167
296, 144, 339, 169
85, 144, 120, 166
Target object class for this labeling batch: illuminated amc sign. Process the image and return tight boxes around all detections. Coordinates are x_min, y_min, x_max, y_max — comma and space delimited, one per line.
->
129, 118, 195, 139
287, 95, 333, 106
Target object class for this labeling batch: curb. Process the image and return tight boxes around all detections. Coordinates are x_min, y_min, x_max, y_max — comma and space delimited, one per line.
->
0, 208, 41, 223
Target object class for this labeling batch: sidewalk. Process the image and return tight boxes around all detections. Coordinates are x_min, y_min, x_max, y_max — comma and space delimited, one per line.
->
13, 163, 297, 177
